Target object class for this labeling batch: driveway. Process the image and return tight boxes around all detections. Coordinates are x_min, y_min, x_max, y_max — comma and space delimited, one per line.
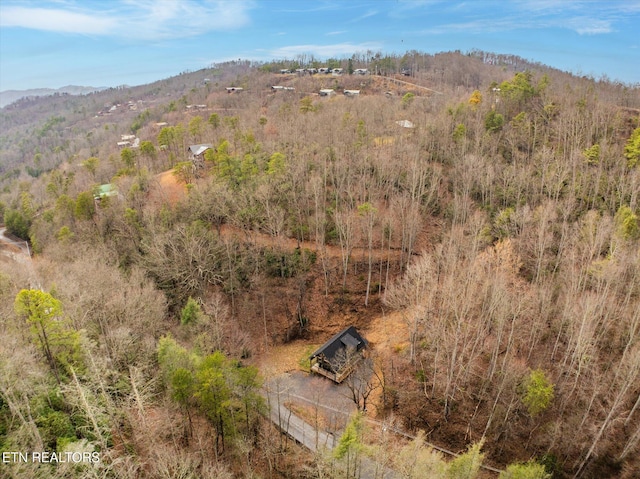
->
265, 370, 357, 437
263, 370, 396, 478
0, 227, 31, 257
0, 226, 39, 288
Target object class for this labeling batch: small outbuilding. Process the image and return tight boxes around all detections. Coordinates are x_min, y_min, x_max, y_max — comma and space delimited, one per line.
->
310, 326, 368, 383
187, 144, 213, 169
93, 184, 118, 202
395, 119, 415, 129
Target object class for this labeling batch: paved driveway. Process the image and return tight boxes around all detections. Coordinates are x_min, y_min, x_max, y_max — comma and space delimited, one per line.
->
263, 371, 397, 478
265, 370, 357, 436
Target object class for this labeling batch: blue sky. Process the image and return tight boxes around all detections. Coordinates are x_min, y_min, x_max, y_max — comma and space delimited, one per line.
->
1, 0, 639, 91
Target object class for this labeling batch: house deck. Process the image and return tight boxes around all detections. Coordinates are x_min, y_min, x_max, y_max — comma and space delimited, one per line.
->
310, 356, 362, 383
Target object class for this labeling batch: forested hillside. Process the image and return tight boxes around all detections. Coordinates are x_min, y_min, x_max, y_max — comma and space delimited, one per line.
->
1, 51, 639, 478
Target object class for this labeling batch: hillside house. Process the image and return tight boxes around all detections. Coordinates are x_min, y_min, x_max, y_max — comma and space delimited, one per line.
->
310, 326, 368, 383
187, 144, 213, 169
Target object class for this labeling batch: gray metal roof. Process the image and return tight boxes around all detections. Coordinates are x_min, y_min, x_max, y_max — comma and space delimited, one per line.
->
188, 144, 213, 156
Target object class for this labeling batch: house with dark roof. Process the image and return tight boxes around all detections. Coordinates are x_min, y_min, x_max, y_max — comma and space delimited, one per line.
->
310, 326, 368, 383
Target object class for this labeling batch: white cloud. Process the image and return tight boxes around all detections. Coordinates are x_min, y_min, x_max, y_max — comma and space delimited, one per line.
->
0, 6, 115, 34
119, 0, 253, 39
514, 0, 623, 35
350, 10, 378, 23
568, 19, 612, 35
416, 5, 616, 37
269, 42, 383, 59
396, 0, 447, 7
418, 17, 529, 35
0, 0, 254, 40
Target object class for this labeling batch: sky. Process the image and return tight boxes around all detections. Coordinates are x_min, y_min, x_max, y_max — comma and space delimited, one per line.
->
1, 0, 639, 92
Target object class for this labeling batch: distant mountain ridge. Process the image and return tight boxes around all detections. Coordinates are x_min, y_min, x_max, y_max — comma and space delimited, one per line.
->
0, 85, 108, 108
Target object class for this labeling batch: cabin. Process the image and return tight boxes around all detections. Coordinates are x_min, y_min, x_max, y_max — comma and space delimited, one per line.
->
310, 326, 368, 383
187, 144, 213, 169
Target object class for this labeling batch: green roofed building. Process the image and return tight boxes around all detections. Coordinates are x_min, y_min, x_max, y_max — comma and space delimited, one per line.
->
93, 184, 118, 201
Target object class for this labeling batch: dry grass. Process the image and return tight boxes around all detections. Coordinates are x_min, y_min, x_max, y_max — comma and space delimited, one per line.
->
363, 309, 409, 354
259, 340, 319, 378
148, 169, 187, 206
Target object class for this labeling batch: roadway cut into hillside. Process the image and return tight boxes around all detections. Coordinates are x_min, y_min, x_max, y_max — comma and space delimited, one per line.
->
148, 168, 430, 263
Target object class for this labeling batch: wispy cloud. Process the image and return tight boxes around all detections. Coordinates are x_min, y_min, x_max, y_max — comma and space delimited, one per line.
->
413, 1, 620, 37
388, 0, 451, 19
350, 10, 378, 23
276, 2, 363, 14
0, 0, 254, 40
326, 31, 347, 36
566, 17, 612, 35
396, 0, 448, 7
269, 42, 382, 59
514, 0, 625, 35
0, 6, 115, 34
418, 16, 531, 35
